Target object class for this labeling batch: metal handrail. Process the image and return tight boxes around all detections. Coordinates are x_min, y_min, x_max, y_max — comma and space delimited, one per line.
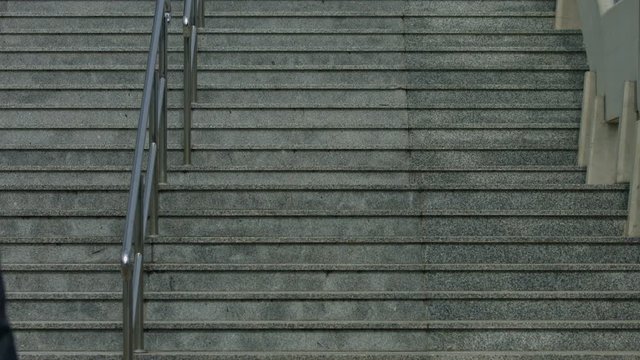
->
183, 0, 205, 164
121, 0, 170, 359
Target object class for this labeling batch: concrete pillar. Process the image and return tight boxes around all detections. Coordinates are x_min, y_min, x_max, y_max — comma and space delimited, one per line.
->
616, 81, 638, 183
586, 95, 618, 184
578, 71, 597, 166
555, 0, 581, 30
626, 109, 640, 236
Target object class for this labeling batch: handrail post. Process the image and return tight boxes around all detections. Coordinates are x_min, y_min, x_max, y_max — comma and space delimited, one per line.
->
191, 25, 198, 102
193, 0, 202, 104
122, 1, 171, 359
159, 11, 170, 184
134, 176, 145, 351
183, 22, 193, 165
150, 72, 159, 236
122, 264, 133, 360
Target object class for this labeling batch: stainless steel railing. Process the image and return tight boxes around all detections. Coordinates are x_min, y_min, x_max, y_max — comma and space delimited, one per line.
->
182, 0, 204, 164
121, 0, 170, 358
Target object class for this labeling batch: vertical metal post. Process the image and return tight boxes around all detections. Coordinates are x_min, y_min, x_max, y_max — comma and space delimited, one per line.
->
149, 72, 157, 146
134, 177, 145, 351
159, 13, 169, 184
123, 269, 133, 360
191, 25, 198, 102
183, 26, 193, 165
195, 0, 204, 103
150, 72, 159, 236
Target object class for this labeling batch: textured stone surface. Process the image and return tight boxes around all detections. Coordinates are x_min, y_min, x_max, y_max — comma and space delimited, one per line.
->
2, 0, 640, 357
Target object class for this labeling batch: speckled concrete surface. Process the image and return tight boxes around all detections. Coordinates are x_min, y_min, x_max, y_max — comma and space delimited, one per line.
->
3, 0, 640, 357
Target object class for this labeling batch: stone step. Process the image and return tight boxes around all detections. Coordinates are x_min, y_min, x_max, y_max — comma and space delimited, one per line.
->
7, 291, 640, 322
0, 148, 579, 167
0, 16, 561, 33
4, 262, 639, 293
0, 52, 588, 69
0, 108, 583, 128
0, 165, 588, 185
0, 209, 625, 237
0, 89, 584, 108
0, 142, 580, 152
14, 351, 640, 360
3, 236, 639, 265
0, 1, 556, 15
10, 320, 640, 352
0, 127, 581, 149
0, 68, 587, 87
2, 27, 581, 35
0, 33, 584, 50
0, 184, 626, 211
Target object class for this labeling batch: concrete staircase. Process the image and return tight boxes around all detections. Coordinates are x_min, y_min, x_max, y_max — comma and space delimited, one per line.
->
2, 0, 640, 358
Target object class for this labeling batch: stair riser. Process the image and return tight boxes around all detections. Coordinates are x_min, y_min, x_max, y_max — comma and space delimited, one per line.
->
412, 172, 586, 184
4, 243, 637, 265
0, 150, 579, 167
1, 189, 624, 211
8, 299, 640, 322
5, 270, 639, 292
0, 129, 580, 149
2, 0, 556, 13
405, 34, 582, 49
0, 17, 559, 33
0, 17, 403, 32
1, 89, 410, 106
163, 190, 625, 211
162, 217, 624, 237
0, 172, 132, 186
0, 33, 583, 50
0, 171, 587, 186
0, 89, 583, 107
388, 1, 557, 13
0, 69, 586, 87
12, 329, 640, 352
0, 52, 587, 68
2, 244, 119, 264
406, 17, 556, 32
1, 216, 624, 237
170, 171, 587, 185
0, 109, 582, 129
407, 90, 582, 105
15, 354, 640, 360
409, 109, 581, 124
156, 243, 640, 264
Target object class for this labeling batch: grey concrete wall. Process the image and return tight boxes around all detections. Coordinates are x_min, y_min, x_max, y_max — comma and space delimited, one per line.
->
578, 0, 639, 121
600, 0, 638, 121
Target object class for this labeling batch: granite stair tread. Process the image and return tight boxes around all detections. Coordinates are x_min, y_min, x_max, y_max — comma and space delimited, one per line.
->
10, 320, 640, 330
0, 209, 628, 217
4, 0, 639, 355
0, 183, 626, 190
5, 263, 640, 272
1, 235, 635, 245
0, 164, 589, 171
14, 351, 640, 360
0, 84, 584, 91
8, 290, 640, 300
0, 64, 590, 71
0, 28, 584, 35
